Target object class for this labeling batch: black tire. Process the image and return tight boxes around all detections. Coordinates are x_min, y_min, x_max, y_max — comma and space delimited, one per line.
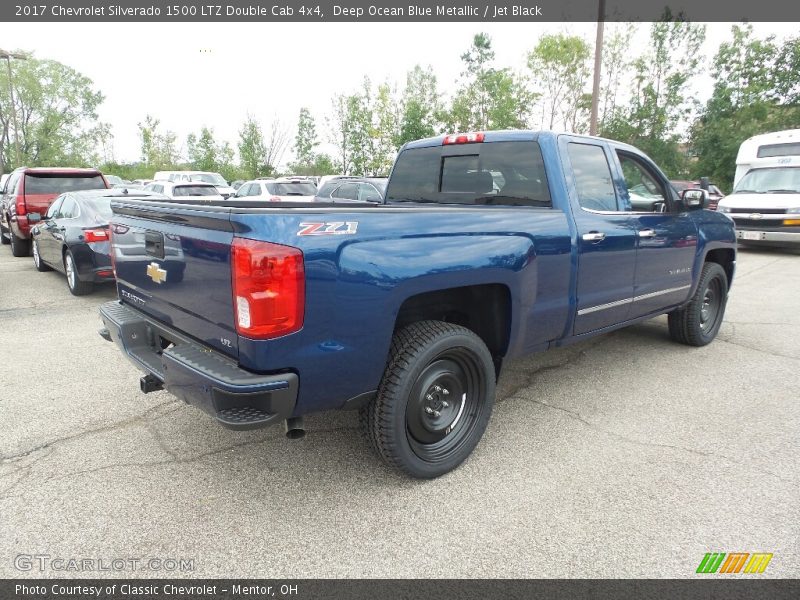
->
361, 320, 496, 478
64, 250, 93, 296
668, 262, 728, 346
0, 222, 9, 245
32, 239, 52, 272
10, 230, 30, 257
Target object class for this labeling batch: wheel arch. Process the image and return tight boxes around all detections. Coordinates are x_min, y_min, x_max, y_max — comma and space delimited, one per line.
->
393, 283, 512, 377
704, 247, 735, 286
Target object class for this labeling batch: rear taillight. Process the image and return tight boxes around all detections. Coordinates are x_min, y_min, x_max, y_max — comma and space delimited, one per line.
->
84, 228, 109, 243
16, 197, 26, 216
231, 238, 305, 339
443, 132, 485, 145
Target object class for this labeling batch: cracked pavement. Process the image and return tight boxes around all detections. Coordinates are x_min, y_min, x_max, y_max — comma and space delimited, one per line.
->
1, 245, 798, 578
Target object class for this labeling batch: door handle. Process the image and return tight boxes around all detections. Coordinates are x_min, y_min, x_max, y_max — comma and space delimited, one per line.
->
582, 231, 606, 242
637, 229, 657, 238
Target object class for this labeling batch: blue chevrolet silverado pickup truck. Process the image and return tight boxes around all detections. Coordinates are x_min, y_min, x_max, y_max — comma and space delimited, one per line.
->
99, 130, 736, 478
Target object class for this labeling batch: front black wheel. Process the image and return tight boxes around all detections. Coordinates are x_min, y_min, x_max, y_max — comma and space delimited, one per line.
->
668, 262, 728, 346
361, 321, 496, 478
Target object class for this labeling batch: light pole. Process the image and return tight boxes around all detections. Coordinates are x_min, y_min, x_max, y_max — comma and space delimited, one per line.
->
589, 0, 606, 136
0, 49, 28, 169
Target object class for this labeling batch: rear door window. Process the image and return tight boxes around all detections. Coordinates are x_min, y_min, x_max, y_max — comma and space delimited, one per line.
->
359, 184, 383, 202
332, 183, 359, 200
317, 182, 337, 197
616, 151, 666, 212
566, 143, 619, 212
46, 197, 64, 219
59, 197, 79, 219
24, 174, 106, 194
386, 141, 551, 207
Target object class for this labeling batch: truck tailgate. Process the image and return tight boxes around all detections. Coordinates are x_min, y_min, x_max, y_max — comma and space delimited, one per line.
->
110, 200, 239, 358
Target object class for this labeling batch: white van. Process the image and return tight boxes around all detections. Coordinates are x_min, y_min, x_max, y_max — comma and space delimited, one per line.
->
152, 171, 236, 199
717, 129, 800, 247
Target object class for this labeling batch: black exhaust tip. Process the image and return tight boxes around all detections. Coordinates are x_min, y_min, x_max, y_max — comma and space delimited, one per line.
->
284, 417, 305, 440
140, 374, 164, 394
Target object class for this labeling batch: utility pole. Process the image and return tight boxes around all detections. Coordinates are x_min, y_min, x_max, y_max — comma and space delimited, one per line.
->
589, 0, 606, 136
0, 49, 27, 169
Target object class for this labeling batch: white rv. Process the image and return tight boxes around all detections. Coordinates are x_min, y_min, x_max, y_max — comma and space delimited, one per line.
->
718, 129, 800, 247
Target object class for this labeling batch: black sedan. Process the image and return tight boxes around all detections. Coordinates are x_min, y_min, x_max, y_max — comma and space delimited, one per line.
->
30, 189, 165, 295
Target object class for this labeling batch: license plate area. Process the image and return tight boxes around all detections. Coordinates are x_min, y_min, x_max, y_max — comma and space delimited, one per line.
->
739, 231, 763, 241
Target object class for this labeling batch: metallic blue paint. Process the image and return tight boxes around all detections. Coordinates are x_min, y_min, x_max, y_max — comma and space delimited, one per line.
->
108, 131, 736, 419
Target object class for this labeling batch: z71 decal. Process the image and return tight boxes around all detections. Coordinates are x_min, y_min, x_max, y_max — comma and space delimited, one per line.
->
298, 222, 358, 236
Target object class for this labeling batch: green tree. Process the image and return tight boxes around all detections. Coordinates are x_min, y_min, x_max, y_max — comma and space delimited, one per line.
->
447, 33, 534, 132
370, 82, 399, 175
138, 115, 179, 171
527, 33, 591, 132
0, 54, 107, 172
690, 26, 800, 190
287, 153, 337, 176
264, 118, 290, 176
346, 78, 375, 176
397, 65, 442, 146
601, 19, 706, 177
328, 94, 352, 174
238, 114, 268, 179
598, 24, 636, 131
329, 78, 399, 176
186, 127, 221, 172
293, 107, 318, 167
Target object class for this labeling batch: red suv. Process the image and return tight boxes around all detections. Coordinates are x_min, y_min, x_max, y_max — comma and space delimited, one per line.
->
1, 167, 109, 256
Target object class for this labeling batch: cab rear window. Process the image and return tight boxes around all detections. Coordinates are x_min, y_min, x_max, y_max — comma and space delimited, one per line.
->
386, 141, 551, 207
24, 174, 106, 194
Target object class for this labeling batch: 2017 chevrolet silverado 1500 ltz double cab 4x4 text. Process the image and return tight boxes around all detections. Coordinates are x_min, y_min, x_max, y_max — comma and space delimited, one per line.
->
98, 131, 736, 478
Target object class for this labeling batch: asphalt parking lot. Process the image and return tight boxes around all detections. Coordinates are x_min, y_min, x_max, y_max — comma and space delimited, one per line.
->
1, 245, 798, 578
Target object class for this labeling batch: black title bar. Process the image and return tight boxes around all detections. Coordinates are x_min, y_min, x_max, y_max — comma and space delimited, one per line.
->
4, 579, 800, 600
3, 0, 800, 22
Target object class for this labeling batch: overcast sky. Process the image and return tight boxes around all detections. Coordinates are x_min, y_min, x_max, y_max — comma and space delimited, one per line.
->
2, 22, 797, 166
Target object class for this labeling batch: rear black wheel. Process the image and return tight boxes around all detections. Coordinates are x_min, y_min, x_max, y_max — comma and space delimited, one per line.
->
668, 262, 728, 346
0, 222, 9, 245
65, 250, 93, 296
361, 320, 496, 478
10, 230, 30, 257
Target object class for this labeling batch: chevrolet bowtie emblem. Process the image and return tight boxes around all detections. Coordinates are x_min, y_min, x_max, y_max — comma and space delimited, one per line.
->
146, 262, 167, 284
